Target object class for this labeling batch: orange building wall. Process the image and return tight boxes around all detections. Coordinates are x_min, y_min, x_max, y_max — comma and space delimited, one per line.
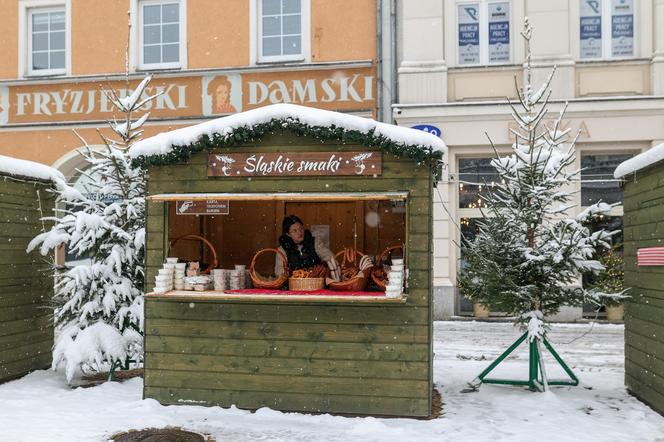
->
0, 124, 186, 166
0, 1, 19, 79
188, 0, 249, 68
72, 0, 128, 75
312, 0, 376, 62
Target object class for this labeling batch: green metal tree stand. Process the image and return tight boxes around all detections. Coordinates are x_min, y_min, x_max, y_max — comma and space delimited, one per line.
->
473, 331, 579, 392
108, 355, 136, 381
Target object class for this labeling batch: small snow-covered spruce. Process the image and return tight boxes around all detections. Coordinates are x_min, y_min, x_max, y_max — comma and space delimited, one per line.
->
458, 20, 627, 341
27, 76, 158, 383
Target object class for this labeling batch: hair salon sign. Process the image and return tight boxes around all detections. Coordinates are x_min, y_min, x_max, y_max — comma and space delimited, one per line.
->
208, 152, 382, 177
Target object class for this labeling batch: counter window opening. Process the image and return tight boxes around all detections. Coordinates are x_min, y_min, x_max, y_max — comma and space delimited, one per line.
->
161, 194, 409, 297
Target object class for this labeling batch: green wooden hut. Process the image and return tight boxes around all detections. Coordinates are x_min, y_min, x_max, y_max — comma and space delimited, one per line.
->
130, 103, 445, 417
615, 145, 664, 415
0, 156, 58, 383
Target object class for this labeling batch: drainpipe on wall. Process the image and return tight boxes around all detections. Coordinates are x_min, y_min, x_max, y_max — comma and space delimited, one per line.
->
377, 0, 395, 124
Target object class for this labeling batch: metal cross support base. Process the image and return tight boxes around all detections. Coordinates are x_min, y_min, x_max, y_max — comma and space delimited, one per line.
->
108, 356, 136, 382
474, 331, 579, 392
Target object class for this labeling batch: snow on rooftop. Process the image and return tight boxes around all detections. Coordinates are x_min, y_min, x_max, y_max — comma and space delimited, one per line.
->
614, 142, 664, 178
0, 154, 64, 183
129, 103, 446, 159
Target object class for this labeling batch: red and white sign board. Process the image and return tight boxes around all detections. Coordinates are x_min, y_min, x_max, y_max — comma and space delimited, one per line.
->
637, 247, 664, 266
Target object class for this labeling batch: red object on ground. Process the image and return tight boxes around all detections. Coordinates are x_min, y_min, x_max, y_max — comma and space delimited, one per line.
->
224, 288, 385, 297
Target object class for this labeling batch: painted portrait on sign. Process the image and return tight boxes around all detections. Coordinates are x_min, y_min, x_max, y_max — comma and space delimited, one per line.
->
0, 86, 8, 125
203, 75, 242, 116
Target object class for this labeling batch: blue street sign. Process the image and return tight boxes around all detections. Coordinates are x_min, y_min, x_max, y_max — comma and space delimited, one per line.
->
412, 124, 442, 138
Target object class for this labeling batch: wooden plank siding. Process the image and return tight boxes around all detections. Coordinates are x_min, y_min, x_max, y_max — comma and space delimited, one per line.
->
144, 133, 434, 417
0, 176, 54, 383
623, 162, 664, 415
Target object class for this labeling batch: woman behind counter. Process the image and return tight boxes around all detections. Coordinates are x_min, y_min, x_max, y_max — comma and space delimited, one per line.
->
275, 215, 341, 281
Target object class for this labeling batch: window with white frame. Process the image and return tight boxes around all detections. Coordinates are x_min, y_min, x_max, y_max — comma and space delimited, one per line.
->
457, 1, 511, 65
259, 0, 303, 61
139, 0, 184, 69
28, 7, 66, 74
579, 0, 635, 59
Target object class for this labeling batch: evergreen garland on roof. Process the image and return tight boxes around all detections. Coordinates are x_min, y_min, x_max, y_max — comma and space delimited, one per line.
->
130, 117, 444, 179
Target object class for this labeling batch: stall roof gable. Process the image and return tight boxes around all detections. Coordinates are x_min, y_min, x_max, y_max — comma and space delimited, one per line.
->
129, 104, 446, 169
0, 154, 64, 183
615, 142, 664, 179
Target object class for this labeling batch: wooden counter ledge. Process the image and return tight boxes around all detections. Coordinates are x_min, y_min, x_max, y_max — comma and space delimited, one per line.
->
145, 290, 407, 303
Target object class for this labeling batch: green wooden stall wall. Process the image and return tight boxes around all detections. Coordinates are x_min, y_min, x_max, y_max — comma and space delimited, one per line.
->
0, 176, 54, 383
623, 162, 664, 415
143, 134, 434, 417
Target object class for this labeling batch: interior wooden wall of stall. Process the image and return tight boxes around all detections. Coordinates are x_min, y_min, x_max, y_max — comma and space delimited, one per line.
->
168, 200, 406, 273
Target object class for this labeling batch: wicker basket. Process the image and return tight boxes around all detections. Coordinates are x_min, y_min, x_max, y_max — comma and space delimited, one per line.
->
288, 277, 325, 291
328, 248, 371, 292
169, 234, 218, 275
249, 248, 289, 289
371, 245, 404, 290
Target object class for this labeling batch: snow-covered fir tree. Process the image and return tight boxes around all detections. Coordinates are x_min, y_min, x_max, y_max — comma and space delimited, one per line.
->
28, 76, 157, 383
458, 20, 625, 339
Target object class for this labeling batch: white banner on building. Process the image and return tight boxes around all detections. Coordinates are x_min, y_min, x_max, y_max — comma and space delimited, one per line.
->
458, 4, 480, 65
488, 2, 510, 63
611, 0, 633, 57
580, 0, 602, 59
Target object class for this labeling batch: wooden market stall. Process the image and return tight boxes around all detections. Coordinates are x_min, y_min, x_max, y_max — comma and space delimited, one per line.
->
130, 103, 445, 417
0, 156, 57, 383
615, 146, 664, 415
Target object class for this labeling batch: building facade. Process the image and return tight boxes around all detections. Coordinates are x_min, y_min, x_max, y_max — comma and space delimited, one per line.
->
0, 0, 393, 180
395, 0, 664, 319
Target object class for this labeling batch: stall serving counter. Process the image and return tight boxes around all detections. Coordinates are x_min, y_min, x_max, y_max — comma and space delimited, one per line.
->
129, 103, 445, 417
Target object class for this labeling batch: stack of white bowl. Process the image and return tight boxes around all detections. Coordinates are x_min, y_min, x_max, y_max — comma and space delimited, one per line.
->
154, 267, 174, 294
173, 262, 186, 290
385, 258, 404, 298
229, 267, 244, 290
211, 269, 227, 291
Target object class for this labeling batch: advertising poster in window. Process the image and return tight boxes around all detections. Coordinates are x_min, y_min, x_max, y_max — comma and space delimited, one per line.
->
458, 4, 480, 65
611, 0, 633, 57
488, 2, 510, 63
580, 0, 602, 59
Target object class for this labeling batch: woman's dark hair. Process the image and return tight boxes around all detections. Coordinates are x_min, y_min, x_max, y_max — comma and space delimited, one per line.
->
282, 215, 304, 236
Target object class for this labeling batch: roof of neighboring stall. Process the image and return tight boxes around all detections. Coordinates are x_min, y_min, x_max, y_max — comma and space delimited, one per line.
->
614, 142, 664, 178
129, 103, 446, 168
0, 154, 64, 183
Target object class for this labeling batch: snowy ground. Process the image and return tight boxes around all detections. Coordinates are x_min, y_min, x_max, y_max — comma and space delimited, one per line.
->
1, 321, 663, 442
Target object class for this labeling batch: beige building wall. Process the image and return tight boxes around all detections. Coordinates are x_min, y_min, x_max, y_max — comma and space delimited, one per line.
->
397, 0, 664, 319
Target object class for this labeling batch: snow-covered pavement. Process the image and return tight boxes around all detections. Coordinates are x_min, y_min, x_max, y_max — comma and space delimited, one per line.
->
0, 321, 662, 442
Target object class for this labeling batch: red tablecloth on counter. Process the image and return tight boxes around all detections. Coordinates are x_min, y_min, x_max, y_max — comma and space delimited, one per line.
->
224, 288, 385, 297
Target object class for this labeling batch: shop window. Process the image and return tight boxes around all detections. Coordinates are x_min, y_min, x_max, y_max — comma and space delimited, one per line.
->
138, 0, 185, 69
27, 6, 66, 75
458, 157, 500, 209
580, 0, 635, 60
457, 1, 511, 65
580, 153, 632, 206
259, 0, 306, 62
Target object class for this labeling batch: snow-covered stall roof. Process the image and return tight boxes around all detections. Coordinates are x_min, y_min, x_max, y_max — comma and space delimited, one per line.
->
614, 142, 664, 179
0, 154, 64, 183
129, 103, 446, 167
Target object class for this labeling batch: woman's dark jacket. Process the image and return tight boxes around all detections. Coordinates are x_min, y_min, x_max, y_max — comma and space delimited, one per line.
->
279, 230, 321, 271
